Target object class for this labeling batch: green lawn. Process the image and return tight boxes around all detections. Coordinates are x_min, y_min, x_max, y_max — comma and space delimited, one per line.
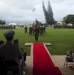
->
0, 27, 74, 55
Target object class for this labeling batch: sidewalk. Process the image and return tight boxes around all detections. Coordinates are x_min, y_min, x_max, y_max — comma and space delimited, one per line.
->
51, 55, 74, 75
24, 43, 74, 75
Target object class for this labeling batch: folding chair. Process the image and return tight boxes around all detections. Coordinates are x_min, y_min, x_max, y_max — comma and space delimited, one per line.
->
0, 56, 7, 75
5, 60, 20, 75
64, 54, 74, 67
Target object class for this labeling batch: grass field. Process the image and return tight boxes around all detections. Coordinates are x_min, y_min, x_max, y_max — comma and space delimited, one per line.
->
0, 27, 74, 55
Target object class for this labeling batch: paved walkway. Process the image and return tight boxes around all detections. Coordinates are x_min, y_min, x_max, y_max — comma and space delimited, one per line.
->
52, 55, 74, 75
24, 43, 74, 75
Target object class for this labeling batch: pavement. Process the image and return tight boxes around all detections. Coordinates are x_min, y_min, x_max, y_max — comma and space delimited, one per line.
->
24, 43, 74, 75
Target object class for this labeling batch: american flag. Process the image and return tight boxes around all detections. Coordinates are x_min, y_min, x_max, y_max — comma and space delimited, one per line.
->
32, 8, 35, 12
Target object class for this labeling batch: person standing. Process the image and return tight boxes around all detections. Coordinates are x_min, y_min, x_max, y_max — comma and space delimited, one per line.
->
29, 26, 33, 35
34, 26, 39, 41
24, 26, 27, 33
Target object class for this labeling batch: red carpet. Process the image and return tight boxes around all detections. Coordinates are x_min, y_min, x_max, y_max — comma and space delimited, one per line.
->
33, 42, 62, 75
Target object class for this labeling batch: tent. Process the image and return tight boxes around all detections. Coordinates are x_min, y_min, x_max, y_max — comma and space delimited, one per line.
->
8, 23, 17, 26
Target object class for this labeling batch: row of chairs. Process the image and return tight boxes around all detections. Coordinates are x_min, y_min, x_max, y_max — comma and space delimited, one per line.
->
0, 56, 20, 75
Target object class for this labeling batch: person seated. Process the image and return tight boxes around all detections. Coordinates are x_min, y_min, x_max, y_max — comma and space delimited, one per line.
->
0, 30, 24, 75
13, 39, 26, 65
66, 55, 73, 62
72, 53, 74, 61
66, 50, 74, 62
0, 40, 4, 46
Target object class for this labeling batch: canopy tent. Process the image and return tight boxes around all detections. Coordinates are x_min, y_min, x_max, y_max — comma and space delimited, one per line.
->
8, 23, 17, 26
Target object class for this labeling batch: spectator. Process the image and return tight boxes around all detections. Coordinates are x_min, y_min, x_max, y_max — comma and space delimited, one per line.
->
66, 50, 74, 62
0, 30, 24, 75
13, 39, 26, 64
0, 40, 4, 46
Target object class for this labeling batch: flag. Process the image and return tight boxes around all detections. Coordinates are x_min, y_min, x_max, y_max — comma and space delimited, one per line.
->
32, 8, 35, 12
35, 19, 39, 27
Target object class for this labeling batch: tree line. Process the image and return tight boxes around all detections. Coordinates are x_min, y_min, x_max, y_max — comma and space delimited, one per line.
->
42, 1, 56, 26
42, 0, 74, 26
0, 0, 74, 26
0, 20, 6, 25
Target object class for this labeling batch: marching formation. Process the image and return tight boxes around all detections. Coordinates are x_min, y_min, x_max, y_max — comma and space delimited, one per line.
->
24, 20, 46, 41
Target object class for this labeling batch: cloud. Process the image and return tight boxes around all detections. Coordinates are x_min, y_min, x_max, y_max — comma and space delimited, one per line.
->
50, 0, 74, 21
0, 0, 74, 24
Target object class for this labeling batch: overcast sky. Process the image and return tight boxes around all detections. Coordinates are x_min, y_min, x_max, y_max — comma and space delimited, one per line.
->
0, 0, 74, 24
